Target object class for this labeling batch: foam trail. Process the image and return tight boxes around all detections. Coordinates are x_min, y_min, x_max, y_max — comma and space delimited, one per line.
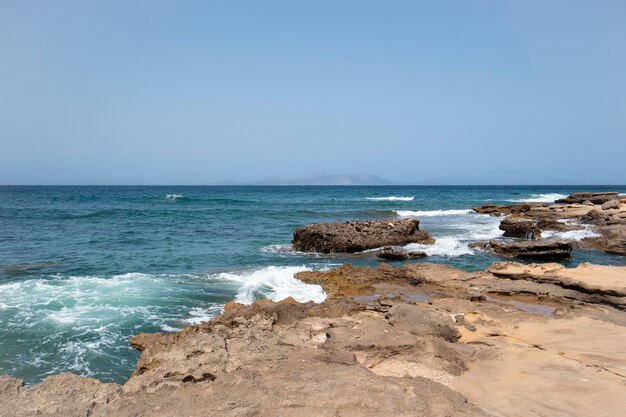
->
260, 244, 295, 254
184, 306, 222, 325
403, 237, 474, 257
541, 229, 601, 241
165, 194, 184, 200
507, 193, 567, 203
366, 196, 414, 201
218, 266, 326, 305
396, 209, 472, 217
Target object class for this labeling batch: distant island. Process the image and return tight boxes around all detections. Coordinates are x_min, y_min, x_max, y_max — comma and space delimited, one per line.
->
213, 172, 398, 186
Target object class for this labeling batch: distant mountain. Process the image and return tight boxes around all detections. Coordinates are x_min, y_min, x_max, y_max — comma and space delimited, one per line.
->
213, 173, 398, 186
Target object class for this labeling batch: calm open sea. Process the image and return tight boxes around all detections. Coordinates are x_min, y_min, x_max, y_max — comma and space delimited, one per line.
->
1, 185, 625, 384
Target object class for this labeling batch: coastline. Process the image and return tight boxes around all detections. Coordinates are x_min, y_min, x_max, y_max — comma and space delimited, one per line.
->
2, 260, 625, 416
2, 192, 626, 416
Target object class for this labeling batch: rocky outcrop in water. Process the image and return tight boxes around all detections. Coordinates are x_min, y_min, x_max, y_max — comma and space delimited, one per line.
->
499, 217, 541, 239
489, 239, 572, 260
293, 218, 434, 253
377, 246, 427, 261
555, 192, 619, 204
473, 192, 626, 258
473, 203, 548, 217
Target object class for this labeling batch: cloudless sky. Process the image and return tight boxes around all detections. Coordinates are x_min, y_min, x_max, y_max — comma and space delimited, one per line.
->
1, 0, 625, 184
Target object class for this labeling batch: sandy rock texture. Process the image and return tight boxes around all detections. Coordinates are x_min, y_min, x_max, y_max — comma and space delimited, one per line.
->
2, 262, 626, 417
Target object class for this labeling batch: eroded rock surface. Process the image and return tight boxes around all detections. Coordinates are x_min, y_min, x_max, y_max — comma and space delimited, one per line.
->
293, 218, 434, 253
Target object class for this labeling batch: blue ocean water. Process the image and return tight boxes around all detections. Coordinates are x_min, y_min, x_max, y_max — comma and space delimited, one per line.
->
1, 185, 625, 384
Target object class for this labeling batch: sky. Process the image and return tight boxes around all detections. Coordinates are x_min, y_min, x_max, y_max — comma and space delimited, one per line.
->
1, 0, 625, 185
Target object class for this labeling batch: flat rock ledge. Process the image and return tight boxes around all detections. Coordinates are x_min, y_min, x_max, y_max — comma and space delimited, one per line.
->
489, 239, 572, 260
556, 192, 619, 204
293, 218, 434, 253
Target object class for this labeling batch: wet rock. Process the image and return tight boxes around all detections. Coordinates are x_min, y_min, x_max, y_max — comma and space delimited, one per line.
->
601, 199, 621, 210
499, 217, 541, 239
556, 192, 619, 205
293, 219, 434, 253
578, 224, 626, 256
468, 241, 488, 251
489, 239, 572, 260
377, 247, 427, 261
473, 203, 548, 217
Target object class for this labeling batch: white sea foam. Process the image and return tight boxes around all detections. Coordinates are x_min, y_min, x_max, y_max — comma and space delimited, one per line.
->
165, 194, 184, 200
260, 244, 295, 254
541, 228, 601, 241
218, 266, 326, 305
366, 196, 414, 201
396, 209, 473, 217
404, 237, 474, 257
184, 306, 222, 325
507, 193, 567, 203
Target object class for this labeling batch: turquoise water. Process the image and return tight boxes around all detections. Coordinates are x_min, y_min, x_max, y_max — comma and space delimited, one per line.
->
1, 185, 625, 384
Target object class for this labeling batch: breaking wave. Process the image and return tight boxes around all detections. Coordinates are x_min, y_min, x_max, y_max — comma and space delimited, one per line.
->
507, 193, 567, 203
541, 229, 601, 241
165, 194, 184, 200
366, 196, 414, 201
403, 237, 474, 257
395, 209, 473, 217
218, 266, 326, 304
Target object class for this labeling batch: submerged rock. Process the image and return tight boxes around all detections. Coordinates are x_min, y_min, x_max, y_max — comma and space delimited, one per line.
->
377, 247, 427, 261
293, 219, 434, 253
555, 192, 618, 204
489, 239, 572, 260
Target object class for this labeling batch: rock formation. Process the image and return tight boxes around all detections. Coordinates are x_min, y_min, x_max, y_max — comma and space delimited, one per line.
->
293, 218, 434, 253
377, 246, 427, 261
474, 192, 626, 258
556, 192, 619, 204
499, 216, 541, 239
473, 202, 548, 217
489, 239, 572, 260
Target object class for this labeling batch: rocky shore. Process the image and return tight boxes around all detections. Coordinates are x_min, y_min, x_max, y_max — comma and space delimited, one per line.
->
2, 191, 626, 417
2, 259, 626, 417
473, 191, 626, 258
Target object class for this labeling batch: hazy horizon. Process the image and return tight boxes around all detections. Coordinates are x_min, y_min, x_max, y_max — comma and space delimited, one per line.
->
2, 1, 625, 185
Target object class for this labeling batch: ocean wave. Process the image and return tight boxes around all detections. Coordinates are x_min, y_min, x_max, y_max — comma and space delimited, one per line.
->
165, 194, 184, 200
403, 237, 474, 257
218, 266, 326, 305
395, 209, 473, 217
183, 306, 223, 325
260, 244, 295, 254
507, 193, 567, 203
541, 228, 601, 241
366, 196, 414, 201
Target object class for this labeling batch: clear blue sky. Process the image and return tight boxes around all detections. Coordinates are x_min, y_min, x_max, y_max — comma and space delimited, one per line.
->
1, 1, 625, 185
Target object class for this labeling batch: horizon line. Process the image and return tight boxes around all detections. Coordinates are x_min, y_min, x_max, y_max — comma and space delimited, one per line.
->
2, 184, 626, 187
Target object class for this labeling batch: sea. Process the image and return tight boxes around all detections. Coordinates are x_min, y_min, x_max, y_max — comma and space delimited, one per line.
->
1, 185, 625, 385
